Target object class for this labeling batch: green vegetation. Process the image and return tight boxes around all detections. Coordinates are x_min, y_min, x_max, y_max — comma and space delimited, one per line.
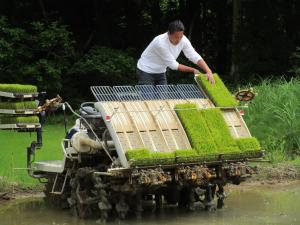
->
0, 116, 39, 124
175, 103, 261, 159
236, 137, 261, 151
0, 84, 37, 93
126, 149, 150, 161
0, 101, 37, 110
175, 149, 198, 158
175, 104, 241, 154
201, 108, 240, 153
243, 78, 300, 162
197, 73, 238, 107
126, 149, 175, 166
69, 46, 136, 86
289, 47, 300, 76
0, 18, 75, 96
0, 125, 65, 187
175, 104, 218, 154
0, 2, 298, 101
151, 152, 175, 164
175, 149, 198, 163
126, 103, 262, 166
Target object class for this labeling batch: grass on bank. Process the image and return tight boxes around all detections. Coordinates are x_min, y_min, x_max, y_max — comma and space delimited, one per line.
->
0, 125, 66, 188
243, 77, 300, 163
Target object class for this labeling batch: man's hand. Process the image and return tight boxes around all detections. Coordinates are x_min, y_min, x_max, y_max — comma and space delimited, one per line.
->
206, 71, 215, 84
196, 59, 215, 84
193, 69, 200, 75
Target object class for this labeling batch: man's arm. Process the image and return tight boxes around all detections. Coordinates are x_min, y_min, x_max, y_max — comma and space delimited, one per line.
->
177, 63, 215, 84
182, 37, 215, 84
155, 46, 200, 75
177, 64, 197, 73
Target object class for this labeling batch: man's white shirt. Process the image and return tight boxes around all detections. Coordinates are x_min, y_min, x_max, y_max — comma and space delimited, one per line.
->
137, 32, 202, 74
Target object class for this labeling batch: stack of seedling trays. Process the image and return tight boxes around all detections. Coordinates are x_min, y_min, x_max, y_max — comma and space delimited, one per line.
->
0, 84, 40, 130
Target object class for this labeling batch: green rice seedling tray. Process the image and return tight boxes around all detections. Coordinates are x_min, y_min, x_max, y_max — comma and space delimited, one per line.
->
0, 101, 37, 109
0, 116, 39, 124
126, 149, 175, 166
0, 84, 38, 98
200, 108, 240, 153
175, 153, 220, 164
0, 84, 37, 93
0, 109, 38, 115
175, 103, 262, 162
175, 104, 219, 155
175, 104, 240, 154
0, 101, 38, 114
238, 150, 263, 159
0, 123, 41, 130
196, 73, 238, 107
175, 149, 199, 163
236, 137, 261, 152
218, 150, 263, 160
0, 115, 40, 130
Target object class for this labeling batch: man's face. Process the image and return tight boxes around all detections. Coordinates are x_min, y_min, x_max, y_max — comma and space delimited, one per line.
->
168, 31, 184, 45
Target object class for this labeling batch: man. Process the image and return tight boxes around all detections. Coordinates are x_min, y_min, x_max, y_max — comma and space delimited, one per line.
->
137, 20, 215, 85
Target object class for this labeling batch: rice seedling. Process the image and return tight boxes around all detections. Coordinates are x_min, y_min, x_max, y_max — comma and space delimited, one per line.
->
151, 152, 175, 164
197, 73, 238, 107
236, 137, 261, 151
124, 97, 266, 166
175, 104, 241, 154
0, 116, 40, 124
126, 148, 150, 160
200, 108, 240, 153
0, 84, 37, 93
175, 104, 218, 154
126, 149, 175, 165
175, 149, 198, 163
0, 101, 38, 110
175, 149, 198, 157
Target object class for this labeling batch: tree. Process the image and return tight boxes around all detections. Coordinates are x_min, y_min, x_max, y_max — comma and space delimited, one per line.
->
0, 17, 75, 95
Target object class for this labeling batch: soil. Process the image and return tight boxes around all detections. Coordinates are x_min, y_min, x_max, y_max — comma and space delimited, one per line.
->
0, 186, 43, 205
248, 163, 300, 184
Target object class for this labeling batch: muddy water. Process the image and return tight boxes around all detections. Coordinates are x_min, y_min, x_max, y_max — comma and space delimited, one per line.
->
1, 182, 300, 225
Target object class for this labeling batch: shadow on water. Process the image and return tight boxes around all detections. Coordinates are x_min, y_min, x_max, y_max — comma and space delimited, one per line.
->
1, 182, 300, 225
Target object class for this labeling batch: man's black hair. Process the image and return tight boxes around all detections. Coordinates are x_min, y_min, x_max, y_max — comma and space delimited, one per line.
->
168, 20, 185, 34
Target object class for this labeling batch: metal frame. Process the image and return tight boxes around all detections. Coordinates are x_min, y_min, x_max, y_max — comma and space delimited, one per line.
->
0, 123, 41, 130
0, 91, 39, 99
92, 84, 257, 169
0, 109, 38, 115
91, 84, 205, 102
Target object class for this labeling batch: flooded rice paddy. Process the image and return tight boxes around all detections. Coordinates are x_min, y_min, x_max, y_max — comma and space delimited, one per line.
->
1, 182, 300, 225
